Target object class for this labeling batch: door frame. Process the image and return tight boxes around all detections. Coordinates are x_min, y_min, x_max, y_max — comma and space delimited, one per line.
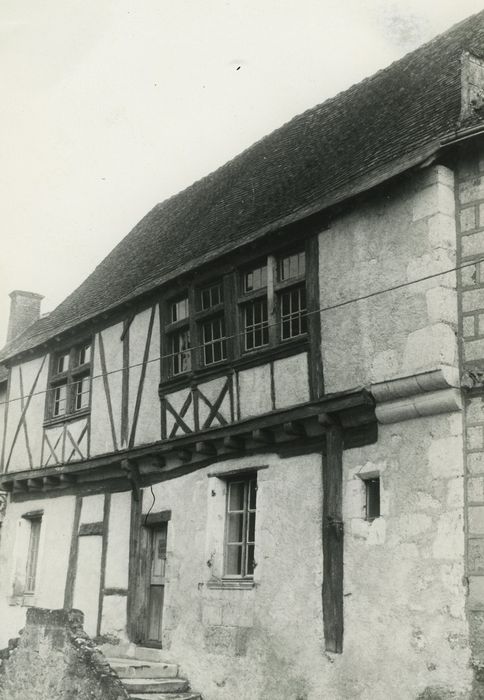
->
127, 493, 171, 646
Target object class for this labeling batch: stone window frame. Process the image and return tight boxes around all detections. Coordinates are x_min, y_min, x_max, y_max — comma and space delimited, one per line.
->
9, 509, 44, 606
223, 472, 258, 580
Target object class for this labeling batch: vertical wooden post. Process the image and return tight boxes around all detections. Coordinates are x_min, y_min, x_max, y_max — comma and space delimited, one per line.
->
64, 496, 82, 608
322, 423, 344, 653
127, 489, 144, 642
96, 492, 111, 636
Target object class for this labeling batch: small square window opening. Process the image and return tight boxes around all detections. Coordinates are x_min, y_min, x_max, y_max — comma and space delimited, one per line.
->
365, 477, 380, 521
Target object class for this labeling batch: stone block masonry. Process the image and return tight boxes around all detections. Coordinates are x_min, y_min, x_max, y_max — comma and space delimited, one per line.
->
0, 607, 128, 700
457, 143, 484, 678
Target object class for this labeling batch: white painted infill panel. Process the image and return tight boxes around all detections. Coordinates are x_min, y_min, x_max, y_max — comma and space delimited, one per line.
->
73, 535, 102, 637
273, 353, 310, 409
238, 364, 272, 419
104, 491, 131, 589
129, 307, 161, 447
80, 494, 105, 524
90, 322, 123, 456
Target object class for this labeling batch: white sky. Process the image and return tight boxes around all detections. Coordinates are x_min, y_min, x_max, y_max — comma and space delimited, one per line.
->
1, 0, 483, 344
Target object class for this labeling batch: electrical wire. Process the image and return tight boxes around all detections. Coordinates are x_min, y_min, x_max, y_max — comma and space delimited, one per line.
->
0, 254, 479, 409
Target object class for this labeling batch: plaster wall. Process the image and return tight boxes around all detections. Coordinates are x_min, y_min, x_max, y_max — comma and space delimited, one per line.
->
94, 411, 469, 700
0, 494, 76, 648
319, 165, 458, 393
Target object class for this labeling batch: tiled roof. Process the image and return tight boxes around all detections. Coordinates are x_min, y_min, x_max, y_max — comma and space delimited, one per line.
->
3, 10, 484, 362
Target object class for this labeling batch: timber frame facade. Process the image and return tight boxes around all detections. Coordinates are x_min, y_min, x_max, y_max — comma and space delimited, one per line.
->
4, 13, 484, 699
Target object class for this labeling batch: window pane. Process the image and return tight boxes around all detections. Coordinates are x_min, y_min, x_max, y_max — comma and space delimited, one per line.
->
172, 329, 191, 375
244, 265, 267, 292
202, 317, 227, 366
247, 544, 255, 576
248, 512, 256, 543
77, 343, 91, 366
229, 481, 245, 511
53, 384, 67, 416
280, 286, 307, 340
171, 297, 189, 323
227, 513, 244, 543
280, 251, 305, 281
56, 353, 69, 374
249, 479, 257, 509
244, 298, 268, 350
74, 376, 90, 411
201, 282, 223, 309
366, 478, 380, 520
226, 545, 243, 575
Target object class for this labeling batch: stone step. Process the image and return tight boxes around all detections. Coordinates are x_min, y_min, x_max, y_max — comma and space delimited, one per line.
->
128, 694, 201, 700
133, 646, 169, 663
123, 678, 189, 694
107, 657, 179, 678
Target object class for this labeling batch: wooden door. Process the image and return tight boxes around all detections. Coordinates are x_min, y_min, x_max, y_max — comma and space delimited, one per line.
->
146, 524, 167, 643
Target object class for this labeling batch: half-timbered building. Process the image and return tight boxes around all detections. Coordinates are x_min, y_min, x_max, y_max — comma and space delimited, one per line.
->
4, 12, 484, 699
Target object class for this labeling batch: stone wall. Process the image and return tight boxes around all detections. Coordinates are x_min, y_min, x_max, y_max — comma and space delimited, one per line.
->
0, 607, 127, 700
319, 165, 457, 393
456, 141, 484, 674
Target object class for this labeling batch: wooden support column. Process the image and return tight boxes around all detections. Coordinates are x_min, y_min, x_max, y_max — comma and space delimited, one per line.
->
322, 423, 344, 653
64, 496, 82, 608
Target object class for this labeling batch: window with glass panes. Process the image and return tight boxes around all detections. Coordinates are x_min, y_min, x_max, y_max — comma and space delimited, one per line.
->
166, 295, 191, 376
160, 244, 309, 384
48, 341, 91, 419
241, 263, 269, 351
199, 281, 227, 366
276, 250, 307, 340
224, 475, 257, 578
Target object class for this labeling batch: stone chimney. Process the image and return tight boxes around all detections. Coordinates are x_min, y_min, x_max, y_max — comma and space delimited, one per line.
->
6, 290, 44, 344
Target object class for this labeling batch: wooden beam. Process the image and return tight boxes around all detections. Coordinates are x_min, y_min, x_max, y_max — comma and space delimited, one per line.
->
252, 428, 274, 444
223, 435, 245, 451
322, 424, 344, 653
64, 496, 82, 608
283, 421, 305, 437
195, 441, 216, 456
59, 473, 77, 484
27, 478, 43, 491
43, 475, 60, 487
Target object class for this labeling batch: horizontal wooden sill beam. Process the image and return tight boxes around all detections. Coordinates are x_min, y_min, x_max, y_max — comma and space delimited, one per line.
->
1, 389, 376, 500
